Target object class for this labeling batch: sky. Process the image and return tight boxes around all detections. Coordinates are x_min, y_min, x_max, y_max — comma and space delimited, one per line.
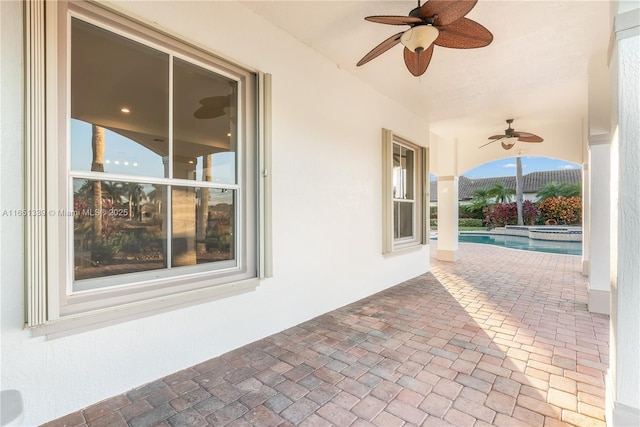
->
462, 157, 581, 179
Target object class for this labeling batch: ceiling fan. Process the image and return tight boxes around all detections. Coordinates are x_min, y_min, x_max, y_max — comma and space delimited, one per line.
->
356, 0, 493, 76
194, 95, 230, 119
480, 119, 544, 150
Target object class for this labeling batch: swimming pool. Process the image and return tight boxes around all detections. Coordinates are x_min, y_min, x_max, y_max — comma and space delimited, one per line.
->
458, 233, 582, 255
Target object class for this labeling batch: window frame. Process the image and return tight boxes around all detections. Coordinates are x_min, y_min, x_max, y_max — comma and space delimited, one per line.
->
382, 129, 428, 253
24, 0, 272, 337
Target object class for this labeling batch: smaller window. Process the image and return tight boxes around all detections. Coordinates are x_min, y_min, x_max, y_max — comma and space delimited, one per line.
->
382, 129, 428, 253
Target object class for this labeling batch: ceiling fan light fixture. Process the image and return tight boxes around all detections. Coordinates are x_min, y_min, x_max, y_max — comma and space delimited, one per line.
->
400, 25, 439, 53
503, 137, 517, 148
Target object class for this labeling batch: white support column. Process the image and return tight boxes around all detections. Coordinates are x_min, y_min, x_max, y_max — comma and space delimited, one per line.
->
437, 175, 459, 262
581, 162, 590, 276
607, 5, 640, 426
587, 135, 610, 314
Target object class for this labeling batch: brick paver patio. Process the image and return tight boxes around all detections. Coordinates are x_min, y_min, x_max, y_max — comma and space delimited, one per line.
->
44, 242, 609, 426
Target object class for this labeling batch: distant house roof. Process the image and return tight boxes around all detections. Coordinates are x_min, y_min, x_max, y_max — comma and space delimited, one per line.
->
430, 169, 581, 202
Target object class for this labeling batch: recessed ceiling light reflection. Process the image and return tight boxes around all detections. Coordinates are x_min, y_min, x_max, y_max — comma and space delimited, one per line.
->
227, 133, 232, 137
133, 162, 138, 167
114, 160, 120, 165
105, 160, 111, 164
120, 107, 130, 113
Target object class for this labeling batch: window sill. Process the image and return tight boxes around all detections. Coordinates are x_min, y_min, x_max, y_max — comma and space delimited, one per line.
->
29, 278, 260, 339
383, 242, 427, 258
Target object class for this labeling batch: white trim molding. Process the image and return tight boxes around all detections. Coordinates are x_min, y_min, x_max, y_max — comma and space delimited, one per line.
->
613, 401, 640, 426
588, 289, 610, 315
588, 133, 611, 146
24, 0, 49, 327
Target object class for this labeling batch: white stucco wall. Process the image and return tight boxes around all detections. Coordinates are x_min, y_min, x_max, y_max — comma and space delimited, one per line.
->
608, 6, 640, 422
0, 1, 430, 424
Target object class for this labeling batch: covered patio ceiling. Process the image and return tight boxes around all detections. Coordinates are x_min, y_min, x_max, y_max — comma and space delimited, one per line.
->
242, 0, 610, 161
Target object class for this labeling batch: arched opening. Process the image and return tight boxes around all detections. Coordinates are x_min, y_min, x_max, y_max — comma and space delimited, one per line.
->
430, 156, 583, 254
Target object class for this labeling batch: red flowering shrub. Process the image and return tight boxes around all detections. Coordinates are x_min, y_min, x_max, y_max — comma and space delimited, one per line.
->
484, 201, 540, 227
485, 203, 517, 227
538, 196, 582, 225
522, 200, 539, 225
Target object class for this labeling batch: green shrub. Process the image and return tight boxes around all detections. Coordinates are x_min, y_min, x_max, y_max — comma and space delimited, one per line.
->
459, 218, 484, 227
430, 218, 485, 227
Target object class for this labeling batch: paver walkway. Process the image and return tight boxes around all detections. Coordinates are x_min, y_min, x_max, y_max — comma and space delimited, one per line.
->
44, 242, 609, 427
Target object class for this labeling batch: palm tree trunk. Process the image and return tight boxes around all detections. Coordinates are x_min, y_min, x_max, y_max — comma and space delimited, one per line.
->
197, 155, 211, 254
91, 125, 105, 243
516, 156, 524, 225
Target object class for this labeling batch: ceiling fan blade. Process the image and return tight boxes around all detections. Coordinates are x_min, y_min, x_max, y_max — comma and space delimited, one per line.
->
434, 18, 493, 49
194, 107, 225, 119
488, 135, 505, 140
365, 15, 423, 25
357, 32, 403, 66
479, 137, 504, 148
403, 44, 434, 76
512, 131, 534, 137
194, 95, 229, 119
420, 0, 478, 26
518, 135, 544, 143
501, 141, 515, 150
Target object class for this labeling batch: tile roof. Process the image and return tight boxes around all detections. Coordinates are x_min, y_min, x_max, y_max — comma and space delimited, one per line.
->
430, 169, 581, 202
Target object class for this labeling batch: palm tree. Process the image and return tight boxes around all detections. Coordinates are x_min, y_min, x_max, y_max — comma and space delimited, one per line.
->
536, 181, 581, 202
100, 181, 126, 205
488, 181, 516, 204
118, 182, 147, 220
467, 188, 492, 218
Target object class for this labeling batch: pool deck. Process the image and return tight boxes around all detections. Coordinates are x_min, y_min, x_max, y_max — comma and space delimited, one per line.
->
43, 241, 608, 427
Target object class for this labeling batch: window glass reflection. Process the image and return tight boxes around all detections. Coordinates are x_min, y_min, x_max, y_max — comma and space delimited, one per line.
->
394, 201, 414, 239
172, 187, 235, 267
393, 144, 414, 200
71, 120, 166, 177
173, 58, 237, 184
73, 179, 167, 281
70, 18, 169, 178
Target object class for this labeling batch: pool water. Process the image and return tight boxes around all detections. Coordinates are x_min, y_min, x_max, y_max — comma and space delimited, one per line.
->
458, 233, 582, 255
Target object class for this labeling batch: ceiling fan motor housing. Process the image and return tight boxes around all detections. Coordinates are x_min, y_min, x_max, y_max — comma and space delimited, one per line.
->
505, 119, 515, 137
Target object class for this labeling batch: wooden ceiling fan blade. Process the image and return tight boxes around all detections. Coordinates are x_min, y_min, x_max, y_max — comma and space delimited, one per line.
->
357, 32, 403, 66
479, 137, 503, 148
513, 131, 534, 137
435, 18, 493, 49
403, 44, 434, 76
365, 15, 422, 25
194, 108, 224, 119
518, 135, 544, 143
488, 135, 505, 140
420, 0, 478, 27
194, 95, 229, 119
